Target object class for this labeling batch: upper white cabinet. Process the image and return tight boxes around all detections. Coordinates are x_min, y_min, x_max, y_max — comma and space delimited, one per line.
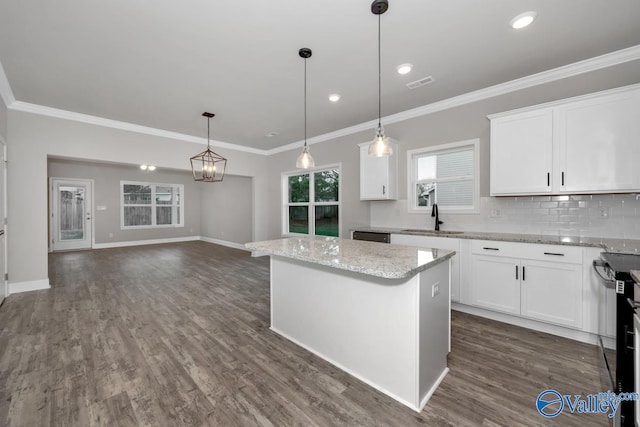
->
489, 84, 640, 196
359, 141, 398, 200
490, 109, 553, 195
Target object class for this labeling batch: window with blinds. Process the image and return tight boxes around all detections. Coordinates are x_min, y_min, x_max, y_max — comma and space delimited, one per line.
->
408, 139, 478, 212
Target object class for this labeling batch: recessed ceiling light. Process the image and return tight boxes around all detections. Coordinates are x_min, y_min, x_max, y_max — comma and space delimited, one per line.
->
329, 94, 341, 102
510, 11, 537, 29
148, 165, 156, 171
140, 164, 148, 170
396, 64, 412, 75
265, 131, 280, 137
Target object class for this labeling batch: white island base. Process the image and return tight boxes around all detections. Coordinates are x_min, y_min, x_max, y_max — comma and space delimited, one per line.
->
269, 255, 450, 412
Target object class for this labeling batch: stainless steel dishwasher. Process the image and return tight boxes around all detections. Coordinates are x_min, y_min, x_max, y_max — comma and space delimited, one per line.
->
352, 231, 390, 243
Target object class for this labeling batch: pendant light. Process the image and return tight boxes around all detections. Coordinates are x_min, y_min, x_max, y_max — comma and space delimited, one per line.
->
296, 48, 315, 169
190, 112, 227, 182
368, 0, 393, 157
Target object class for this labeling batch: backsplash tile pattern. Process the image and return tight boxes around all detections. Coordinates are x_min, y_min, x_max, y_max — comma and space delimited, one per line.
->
370, 194, 640, 240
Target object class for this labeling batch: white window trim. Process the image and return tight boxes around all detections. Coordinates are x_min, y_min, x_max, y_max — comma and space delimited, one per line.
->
120, 181, 185, 230
407, 139, 479, 214
281, 163, 342, 238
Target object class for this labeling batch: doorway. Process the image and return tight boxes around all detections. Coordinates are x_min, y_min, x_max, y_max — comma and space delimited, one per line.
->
50, 178, 93, 251
0, 140, 6, 303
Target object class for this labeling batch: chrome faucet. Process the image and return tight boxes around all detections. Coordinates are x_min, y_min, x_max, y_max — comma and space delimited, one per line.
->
431, 203, 443, 231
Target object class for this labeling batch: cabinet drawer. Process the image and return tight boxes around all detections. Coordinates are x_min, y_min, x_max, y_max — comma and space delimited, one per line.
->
470, 240, 582, 264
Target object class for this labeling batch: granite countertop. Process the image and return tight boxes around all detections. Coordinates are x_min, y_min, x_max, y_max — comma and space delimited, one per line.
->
351, 226, 640, 254
632, 270, 640, 285
245, 236, 454, 280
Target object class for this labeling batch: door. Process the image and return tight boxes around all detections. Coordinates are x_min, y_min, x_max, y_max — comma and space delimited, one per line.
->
490, 108, 553, 195
50, 178, 93, 251
520, 259, 583, 328
0, 142, 6, 303
469, 254, 521, 315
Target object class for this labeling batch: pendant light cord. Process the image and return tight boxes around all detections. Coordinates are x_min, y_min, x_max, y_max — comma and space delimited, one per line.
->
304, 57, 308, 149
207, 117, 211, 149
377, 12, 382, 129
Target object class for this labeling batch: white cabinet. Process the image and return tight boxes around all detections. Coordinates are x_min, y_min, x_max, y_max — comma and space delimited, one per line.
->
390, 234, 460, 302
467, 240, 583, 329
490, 109, 553, 195
359, 141, 398, 200
489, 84, 640, 196
557, 89, 640, 193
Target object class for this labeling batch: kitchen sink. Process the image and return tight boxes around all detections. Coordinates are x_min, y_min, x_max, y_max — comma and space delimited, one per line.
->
401, 229, 465, 235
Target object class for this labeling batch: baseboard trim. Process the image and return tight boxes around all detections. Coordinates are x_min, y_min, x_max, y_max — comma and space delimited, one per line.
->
92, 235, 201, 249
418, 367, 449, 412
452, 302, 603, 347
9, 278, 51, 294
199, 237, 249, 251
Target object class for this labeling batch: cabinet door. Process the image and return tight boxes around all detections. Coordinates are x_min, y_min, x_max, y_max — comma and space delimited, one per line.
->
557, 89, 640, 193
520, 260, 582, 329
390, 234, 461, 302
359, 143, 397, 200
469, 254, 520, 315
490, 109, 553, 195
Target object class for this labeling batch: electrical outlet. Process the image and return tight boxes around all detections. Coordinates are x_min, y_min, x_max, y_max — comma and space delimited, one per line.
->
432, 283, 440, 298
490, 209, 501, 218
599, 208, 609, 218
108, 232, 113, 238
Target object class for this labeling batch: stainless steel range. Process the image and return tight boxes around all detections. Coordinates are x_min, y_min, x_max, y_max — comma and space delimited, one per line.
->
593, 252, 640, 426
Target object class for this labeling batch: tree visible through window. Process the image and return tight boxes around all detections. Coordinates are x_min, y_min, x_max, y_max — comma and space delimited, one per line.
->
284, 167, 340, 237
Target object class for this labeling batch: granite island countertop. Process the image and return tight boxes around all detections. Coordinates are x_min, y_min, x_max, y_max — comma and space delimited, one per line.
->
351, 226, 640, 254
245, 236, 454, 280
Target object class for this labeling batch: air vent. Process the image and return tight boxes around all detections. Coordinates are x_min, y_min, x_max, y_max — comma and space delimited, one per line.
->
406, 76, 435, 90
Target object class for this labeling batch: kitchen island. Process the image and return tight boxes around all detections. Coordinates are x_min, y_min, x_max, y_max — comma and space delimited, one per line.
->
245, 236, 454, 412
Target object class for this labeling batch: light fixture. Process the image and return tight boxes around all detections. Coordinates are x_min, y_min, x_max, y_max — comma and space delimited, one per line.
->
190, 112, 227, 182
296, 47, 315, 169
140, 165, 148, 170
368, 0, 393, 157
140, 164, 156, 171
396, 63, 412, 75
328, 93, 341, 102
510, 11, 536, 29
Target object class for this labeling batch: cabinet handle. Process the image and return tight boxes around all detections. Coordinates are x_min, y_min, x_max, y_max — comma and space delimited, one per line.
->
522, 266, 526, 281
515, 265, 518, 280
482, 247, 499, 251
562, 172, 565, 186
547, 172, 550, 187
382, 185, 386, 195
544, 252, 565, 257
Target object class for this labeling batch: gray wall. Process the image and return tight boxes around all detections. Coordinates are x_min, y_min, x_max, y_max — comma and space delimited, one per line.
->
7, 110, 269, 284
266, 59, 640, 239
48, 158, 201, 244
200, 175, 254, 244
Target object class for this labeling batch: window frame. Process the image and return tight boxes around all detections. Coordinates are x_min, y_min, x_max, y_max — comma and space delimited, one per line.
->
281, 163, 342, 238
120, 180, 185, 230
407, 139, 479, 214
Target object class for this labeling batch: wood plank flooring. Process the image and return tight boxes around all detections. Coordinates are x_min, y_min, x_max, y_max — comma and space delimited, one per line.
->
0, 241, 608, 426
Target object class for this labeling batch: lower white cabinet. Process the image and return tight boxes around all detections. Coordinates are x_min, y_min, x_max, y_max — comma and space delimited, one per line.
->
467, 240, 583, 329
390, 234, 460, 302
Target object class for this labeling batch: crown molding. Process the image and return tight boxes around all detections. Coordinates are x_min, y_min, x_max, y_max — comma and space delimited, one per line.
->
266, 44, 640, 155
3, 44, 640, 157
8, 101, 266, 155
0, 62, 16, 107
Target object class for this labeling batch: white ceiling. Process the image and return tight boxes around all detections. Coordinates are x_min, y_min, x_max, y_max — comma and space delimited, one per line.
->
1, 0, 640, 151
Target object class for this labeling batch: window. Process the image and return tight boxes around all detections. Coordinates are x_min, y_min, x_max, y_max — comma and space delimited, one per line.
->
407, 139, 479, 213
283, 165, 340, 237
121, 181, 184, 229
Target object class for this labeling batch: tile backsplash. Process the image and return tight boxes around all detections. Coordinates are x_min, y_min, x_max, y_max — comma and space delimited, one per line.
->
370, 193, 640, 239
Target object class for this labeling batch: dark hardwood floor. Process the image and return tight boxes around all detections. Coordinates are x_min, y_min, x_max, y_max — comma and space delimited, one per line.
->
0, 241, 608, 426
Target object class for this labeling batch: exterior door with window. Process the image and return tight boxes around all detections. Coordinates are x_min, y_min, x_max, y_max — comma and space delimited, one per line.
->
51, 178, 93, 251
